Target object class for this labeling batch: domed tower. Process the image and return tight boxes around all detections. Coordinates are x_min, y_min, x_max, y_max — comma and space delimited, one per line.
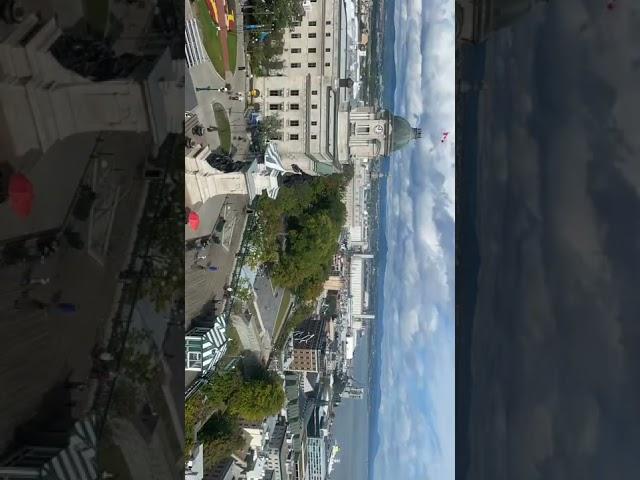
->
347, 108, 420, 159
388, 114, 422, 153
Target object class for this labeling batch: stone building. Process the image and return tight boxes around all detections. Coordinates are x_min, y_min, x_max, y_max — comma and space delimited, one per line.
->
251, 0, 421, 175
288, 317, 326, 373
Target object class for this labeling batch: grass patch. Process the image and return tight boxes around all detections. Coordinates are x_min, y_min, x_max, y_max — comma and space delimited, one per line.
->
195, 0, 226, 78
84, 0, 110, 37
273, 290, 292, 340
227, 31, 238, 73
213, 103, 231, 153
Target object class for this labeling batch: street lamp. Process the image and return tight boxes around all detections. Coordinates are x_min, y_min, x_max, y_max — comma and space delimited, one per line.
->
196, 86, 230, 92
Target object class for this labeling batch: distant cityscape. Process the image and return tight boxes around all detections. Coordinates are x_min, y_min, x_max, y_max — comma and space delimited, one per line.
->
182, 0, 419, 478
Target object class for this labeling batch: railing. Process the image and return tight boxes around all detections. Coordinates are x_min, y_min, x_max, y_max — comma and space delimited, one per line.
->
92, 135, 180, 440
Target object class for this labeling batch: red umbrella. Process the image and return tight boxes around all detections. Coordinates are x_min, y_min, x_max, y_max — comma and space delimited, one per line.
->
188, 210, 200, 231
8, 173, 34, 217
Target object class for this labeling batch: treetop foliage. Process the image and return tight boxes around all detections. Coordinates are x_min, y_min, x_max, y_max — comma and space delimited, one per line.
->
248, 173, 349, 300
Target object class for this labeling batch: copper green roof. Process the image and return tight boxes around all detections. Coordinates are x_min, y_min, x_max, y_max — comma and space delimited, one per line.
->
390, 115, 420, 152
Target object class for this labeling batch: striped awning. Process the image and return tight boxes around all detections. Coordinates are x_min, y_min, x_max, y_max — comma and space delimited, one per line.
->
40, 416, 98, 480
202, 315, 227, 373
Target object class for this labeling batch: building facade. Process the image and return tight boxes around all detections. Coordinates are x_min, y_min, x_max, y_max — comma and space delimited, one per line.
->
265, 421, 289, 480
306, 437, 326, 480
289, 317, 326, 373
252, 0, 421, 176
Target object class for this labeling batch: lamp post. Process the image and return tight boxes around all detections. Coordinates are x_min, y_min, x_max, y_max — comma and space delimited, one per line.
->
196, 86, 229, 92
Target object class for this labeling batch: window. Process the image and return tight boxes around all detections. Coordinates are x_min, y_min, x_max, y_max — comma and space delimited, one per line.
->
325, 32, 331, 37
291, 48, 301, 53
309, 21, 317, 26
291, 62, 301, 68
289, 120, 300, 126
289, 103, 300, 110
291, 33, 301, 39
325, 47, 331, 52
269, 89, 282, 96
308, 33, 316, 38
289, 134, 299, 140
311, 121, 318, 126
325, 62, 330, 67
272, 132, 284, 140
292, 21, 301, 27
326, 20, 331, 25
290, 89, 299, 96
269, 104, 282, 111
188, 352, 201, 361
312, 104, 318, 109
311, 134, 317, 139
308, 62, 316, 68
312, 90, 318, 95
308, 47, 317, 53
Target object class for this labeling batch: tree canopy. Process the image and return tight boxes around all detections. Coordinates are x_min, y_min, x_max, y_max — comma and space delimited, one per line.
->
228, 375, 285, 421
251, 115, 282, 154
202, 369, 285, 421
245, 0, 304, 75
199, 412, 246, 468
248, 173, 349, 300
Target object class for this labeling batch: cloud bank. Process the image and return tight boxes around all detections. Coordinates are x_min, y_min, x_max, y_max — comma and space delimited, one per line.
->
371, 0, 455, 479
465, 0, 640, 478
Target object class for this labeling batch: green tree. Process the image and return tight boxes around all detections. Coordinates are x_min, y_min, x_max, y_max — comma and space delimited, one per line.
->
119, 328, 162, 386
199, 413, 246, 468
228, 374, 285, 421
247, 173, 349, 300
110, 379, 141, 418
251, 115, 282, 154
202, 371, 241, 408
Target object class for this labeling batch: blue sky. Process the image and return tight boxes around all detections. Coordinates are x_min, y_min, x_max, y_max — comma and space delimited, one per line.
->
371, 0, 455, 478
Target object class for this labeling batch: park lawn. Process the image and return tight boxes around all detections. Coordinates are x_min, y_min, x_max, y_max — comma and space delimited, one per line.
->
227, 31, 238, 73
273, 290, 292, 340
212, 103, 232, 153
195, 0, 226, 78
84, 0, 109, 37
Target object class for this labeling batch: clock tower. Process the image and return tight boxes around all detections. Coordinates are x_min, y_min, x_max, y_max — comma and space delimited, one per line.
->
348, 107, 421, 159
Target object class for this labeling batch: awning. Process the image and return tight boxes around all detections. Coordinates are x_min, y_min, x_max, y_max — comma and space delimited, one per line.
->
40, 415, 98, 480
264, 142, 286, 173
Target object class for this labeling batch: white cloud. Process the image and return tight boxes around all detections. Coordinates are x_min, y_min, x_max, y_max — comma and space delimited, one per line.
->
371, 0, 455, 479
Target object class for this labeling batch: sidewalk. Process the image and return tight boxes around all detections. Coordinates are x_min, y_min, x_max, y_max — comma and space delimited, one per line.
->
0, 132, 151, 454
187, 0, 252, 155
